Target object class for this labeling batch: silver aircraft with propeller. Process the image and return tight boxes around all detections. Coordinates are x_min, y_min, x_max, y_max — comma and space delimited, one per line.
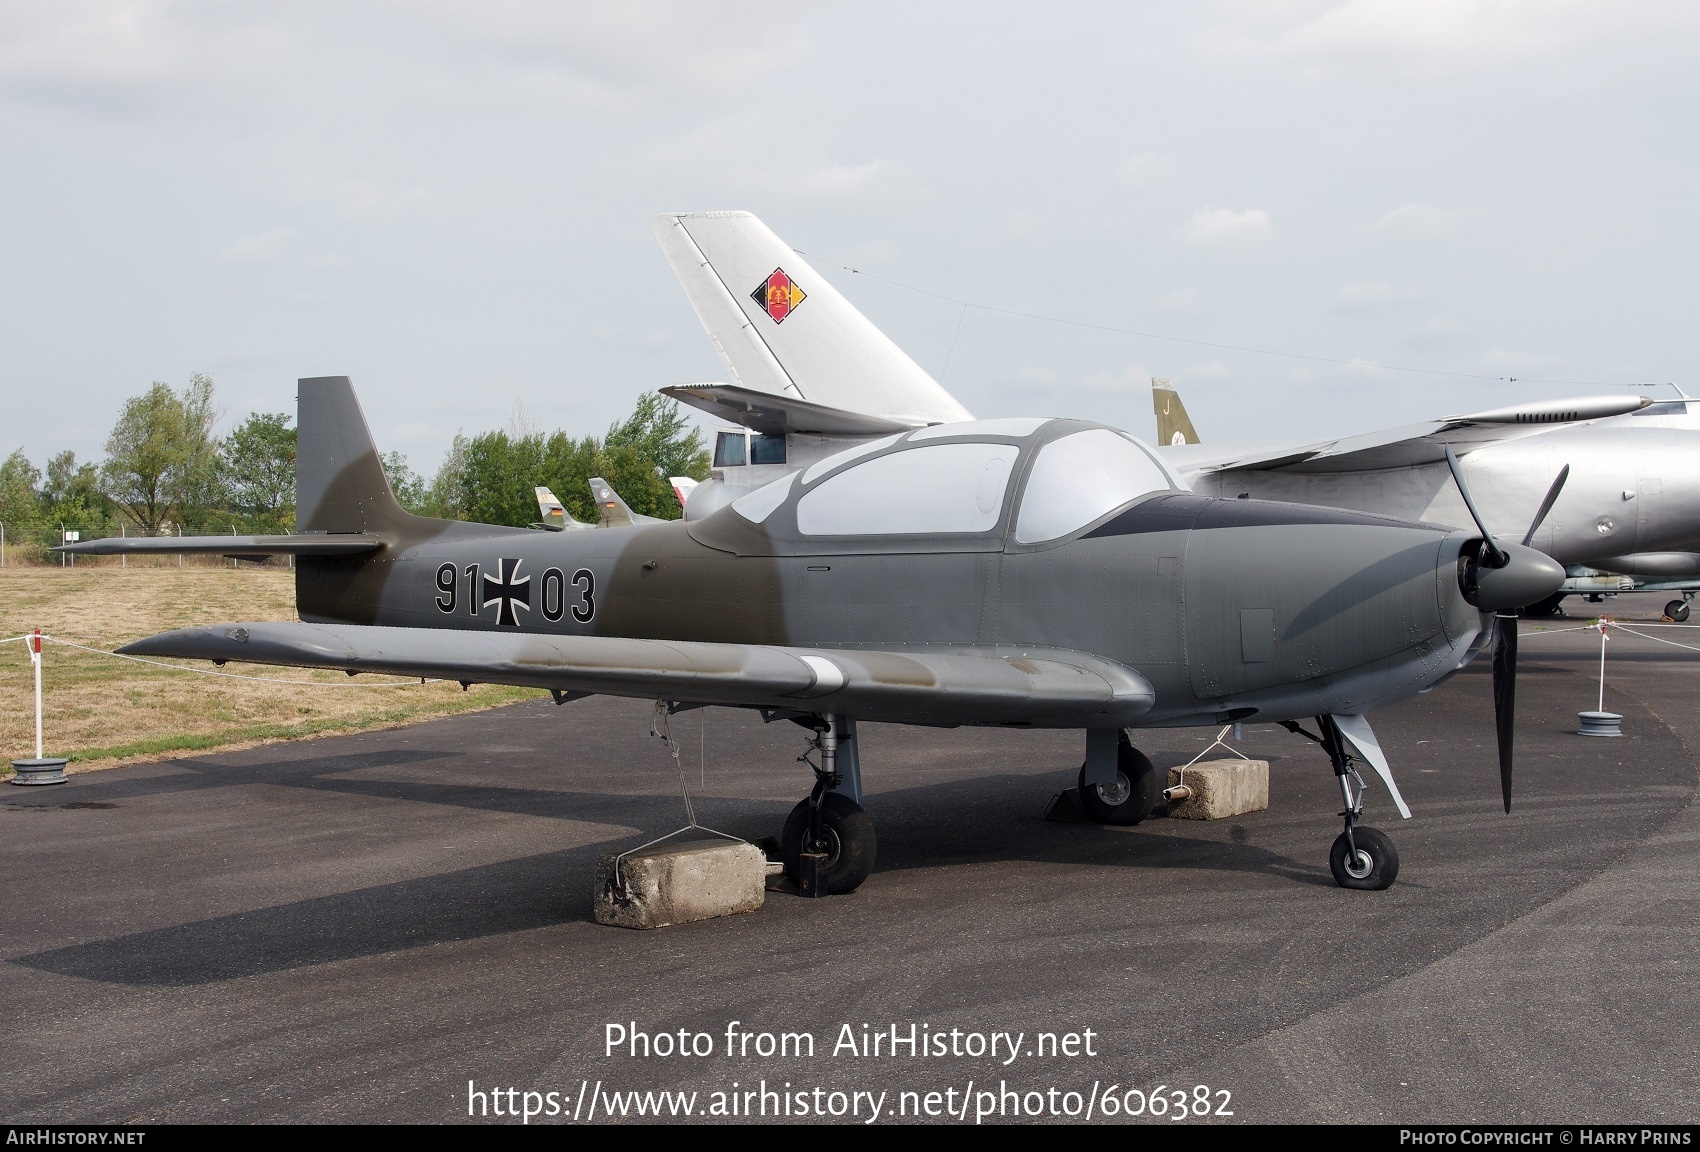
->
63, 375, 1565, 893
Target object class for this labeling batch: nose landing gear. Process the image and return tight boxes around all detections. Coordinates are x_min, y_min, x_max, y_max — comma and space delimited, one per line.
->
1283, 715, 1401, 890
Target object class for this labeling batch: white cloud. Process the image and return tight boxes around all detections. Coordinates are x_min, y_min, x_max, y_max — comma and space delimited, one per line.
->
1199, 1, 1700, 79
1155, 286, 1199, 310
0, 1, 293, 110
802, 161, 886, 198
1338, 280, 1422, 307
395, 0, 809, 103
1114, 152, 1174, 187
1183, 206, 1271, 243
1078, 363, 1157, 393
1375, 203, 1480, 236
219, 228, 295, 266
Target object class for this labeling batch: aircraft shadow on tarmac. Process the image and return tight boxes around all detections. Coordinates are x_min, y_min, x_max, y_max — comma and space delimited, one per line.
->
9, 765, 1324, 988
9, 657, 1692, 988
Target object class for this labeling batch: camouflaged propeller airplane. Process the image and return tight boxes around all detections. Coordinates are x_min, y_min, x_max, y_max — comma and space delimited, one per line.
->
61, 220, 1569, 895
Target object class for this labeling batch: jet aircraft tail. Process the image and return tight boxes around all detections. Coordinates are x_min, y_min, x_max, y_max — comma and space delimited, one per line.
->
652, 211, 972, 428
1153, 378, 1200, 446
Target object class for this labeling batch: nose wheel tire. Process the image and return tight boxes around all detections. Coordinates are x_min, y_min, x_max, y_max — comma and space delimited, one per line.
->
1665, 599, 1690, 623
1329, 826, 1399, 890
782, 793, 876, 895
1076, 736, 1160, 825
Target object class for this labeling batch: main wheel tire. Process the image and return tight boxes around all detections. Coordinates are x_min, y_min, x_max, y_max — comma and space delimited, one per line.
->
1329, 826, 1400, 890
1665, 600, 1690, 623
782, 793, 876, 895
1076, 735, 1160, 826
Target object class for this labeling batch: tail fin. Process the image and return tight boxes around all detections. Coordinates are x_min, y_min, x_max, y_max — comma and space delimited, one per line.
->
295, 376, 409, 533
589, 477, 662, 528
534, 486, 567, 531
1152, 378, 1201, 446
652, 211, 972, 427
533, 485, 592, 532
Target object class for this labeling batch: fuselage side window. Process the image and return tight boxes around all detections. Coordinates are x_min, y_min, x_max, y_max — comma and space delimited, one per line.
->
751, 434, 787, 465
1014, 429, 1174, 544
796, 442, 1020, 536
714, 431, 748, 468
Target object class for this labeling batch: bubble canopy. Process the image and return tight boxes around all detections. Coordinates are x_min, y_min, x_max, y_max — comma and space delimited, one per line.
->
722, 418, 1180, 545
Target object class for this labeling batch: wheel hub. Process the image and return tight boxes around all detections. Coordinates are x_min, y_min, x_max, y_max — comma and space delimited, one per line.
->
1094, 772, 1131, 807
1344, 849, 1374, 879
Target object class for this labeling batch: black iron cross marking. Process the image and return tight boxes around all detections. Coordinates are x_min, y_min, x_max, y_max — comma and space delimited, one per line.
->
482, 558, 531, 626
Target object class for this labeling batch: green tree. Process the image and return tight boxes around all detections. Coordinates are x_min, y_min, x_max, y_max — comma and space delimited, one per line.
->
41, 451, 107, 530
100, 374, 224, 534
425, 433, 470, 520
458, 430, 548, 527
380, 451, 428, 514
223, 412, 296, 531
0, 449, 42, 529
605, 391, 711, 483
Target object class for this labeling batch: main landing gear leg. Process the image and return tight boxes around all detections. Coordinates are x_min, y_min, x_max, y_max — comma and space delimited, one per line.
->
781, 714, 876, 896
1284, 716, 1400, 890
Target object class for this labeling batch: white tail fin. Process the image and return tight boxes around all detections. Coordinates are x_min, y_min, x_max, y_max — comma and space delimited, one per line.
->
653, 211, 972, 427
669, 476, 699, 509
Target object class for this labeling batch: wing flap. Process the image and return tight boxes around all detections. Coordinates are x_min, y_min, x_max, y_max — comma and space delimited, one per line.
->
120, 623, 1155, 727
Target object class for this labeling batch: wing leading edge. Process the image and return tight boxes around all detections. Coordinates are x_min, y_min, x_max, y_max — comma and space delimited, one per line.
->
120, 622, 1155, 728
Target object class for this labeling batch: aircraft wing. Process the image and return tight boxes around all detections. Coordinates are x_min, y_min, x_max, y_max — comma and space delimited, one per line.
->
1171, 395, 1652, 476
120, 622, 1157, 728
56, 533, 382, 557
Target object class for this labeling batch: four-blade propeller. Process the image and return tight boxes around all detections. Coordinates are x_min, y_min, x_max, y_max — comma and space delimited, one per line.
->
1443, 445, 1569, 814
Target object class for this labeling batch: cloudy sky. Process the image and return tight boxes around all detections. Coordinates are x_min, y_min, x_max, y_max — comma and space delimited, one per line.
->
3, 1, 1698, 474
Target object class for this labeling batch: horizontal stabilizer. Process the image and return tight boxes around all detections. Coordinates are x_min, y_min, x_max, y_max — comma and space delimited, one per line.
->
55, 534, 382, 558
661, 383, 918, 437
120, 623, 1157, 728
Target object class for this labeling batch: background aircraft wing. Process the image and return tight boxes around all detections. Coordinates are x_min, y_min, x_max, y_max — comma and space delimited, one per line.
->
652, 211, 972, 427
120, 622, 1157, 728
1173, 394, 1651, 476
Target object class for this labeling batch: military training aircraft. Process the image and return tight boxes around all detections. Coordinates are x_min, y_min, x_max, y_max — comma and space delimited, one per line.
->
65, 371, 1565, 894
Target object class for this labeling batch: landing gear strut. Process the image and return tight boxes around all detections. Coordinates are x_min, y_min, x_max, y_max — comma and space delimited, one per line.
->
781, 714, 876, 895
1284, 716, 1401, 890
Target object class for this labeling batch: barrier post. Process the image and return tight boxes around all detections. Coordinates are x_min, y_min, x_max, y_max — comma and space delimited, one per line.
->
12, 628, 68, 784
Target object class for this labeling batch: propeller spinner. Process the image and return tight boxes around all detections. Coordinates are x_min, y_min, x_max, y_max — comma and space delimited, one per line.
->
1443, 446, 1568, 813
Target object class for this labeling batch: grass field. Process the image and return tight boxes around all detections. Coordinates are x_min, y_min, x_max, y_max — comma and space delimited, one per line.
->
0, 566, 542, 774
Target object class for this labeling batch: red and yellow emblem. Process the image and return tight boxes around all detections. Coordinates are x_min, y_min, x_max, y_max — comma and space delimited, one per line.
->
752, 268, 806, 324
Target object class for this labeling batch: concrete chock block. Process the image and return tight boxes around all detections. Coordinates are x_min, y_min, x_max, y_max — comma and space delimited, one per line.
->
1165, 759, 1269, 820
594, 839, 767, 930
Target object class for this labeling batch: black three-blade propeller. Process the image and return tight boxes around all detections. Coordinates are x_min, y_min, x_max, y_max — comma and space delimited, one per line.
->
1444, 446, 1569, 813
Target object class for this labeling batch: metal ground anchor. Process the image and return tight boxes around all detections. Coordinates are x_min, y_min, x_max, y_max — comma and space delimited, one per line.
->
10, 757, 68, 786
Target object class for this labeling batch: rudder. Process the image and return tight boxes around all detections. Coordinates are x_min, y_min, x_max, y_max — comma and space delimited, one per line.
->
296, 376, 407, 534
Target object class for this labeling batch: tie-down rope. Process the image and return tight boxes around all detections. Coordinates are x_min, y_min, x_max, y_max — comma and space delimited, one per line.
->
609, 700, 745, 899
1170, 722, 1251, 793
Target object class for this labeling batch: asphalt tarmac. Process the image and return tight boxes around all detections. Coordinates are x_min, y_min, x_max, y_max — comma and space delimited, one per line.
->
4, 595, 1697, 1125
